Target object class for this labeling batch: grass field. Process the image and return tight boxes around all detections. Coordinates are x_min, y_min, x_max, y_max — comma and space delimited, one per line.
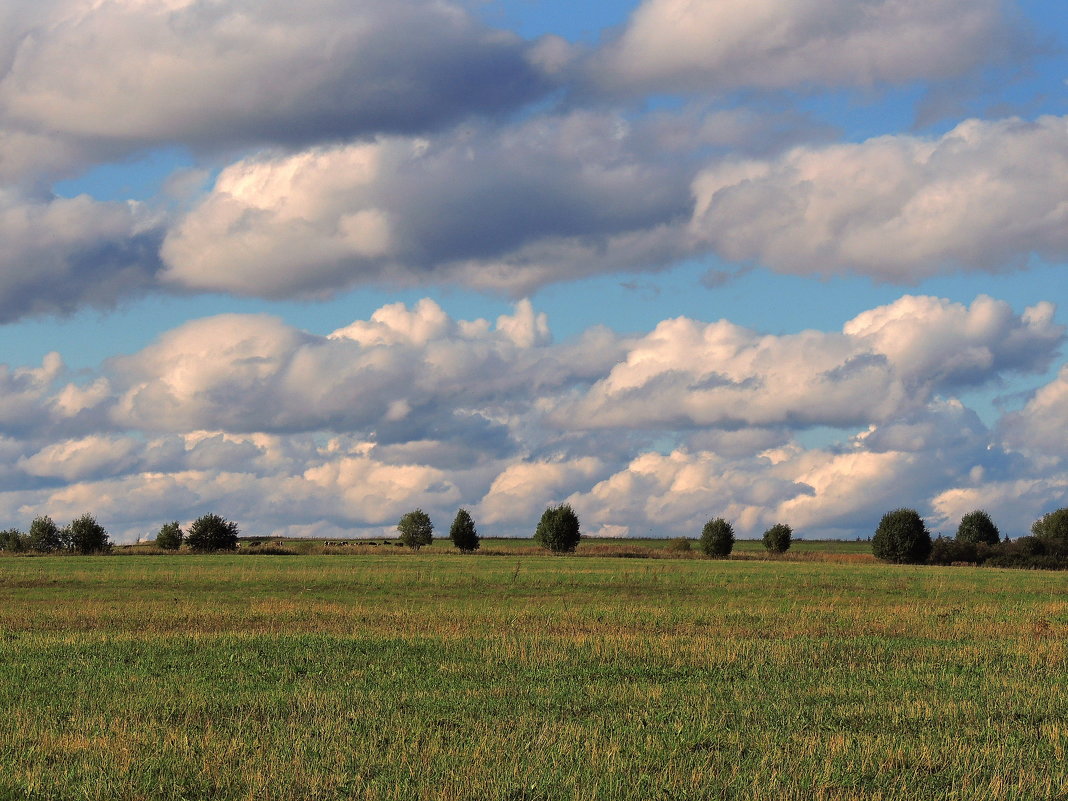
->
1, 546, 1066, 800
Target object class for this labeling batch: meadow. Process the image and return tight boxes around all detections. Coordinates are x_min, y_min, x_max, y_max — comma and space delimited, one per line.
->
0, 545, 1066, 800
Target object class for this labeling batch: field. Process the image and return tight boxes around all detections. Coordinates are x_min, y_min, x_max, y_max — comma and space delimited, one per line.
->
1, 544, 1066, 800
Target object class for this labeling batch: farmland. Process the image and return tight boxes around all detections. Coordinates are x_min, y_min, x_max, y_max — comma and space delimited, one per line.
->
1, 546, 1066, 800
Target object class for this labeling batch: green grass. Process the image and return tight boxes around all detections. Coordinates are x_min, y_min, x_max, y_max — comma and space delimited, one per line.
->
0, 552, 1066, 799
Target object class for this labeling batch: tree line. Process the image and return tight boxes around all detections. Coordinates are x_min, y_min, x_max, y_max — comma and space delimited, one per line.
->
2, 503, 1067, 569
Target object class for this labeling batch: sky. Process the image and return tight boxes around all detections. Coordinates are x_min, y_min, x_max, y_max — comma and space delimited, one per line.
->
1, 0, 1067, 543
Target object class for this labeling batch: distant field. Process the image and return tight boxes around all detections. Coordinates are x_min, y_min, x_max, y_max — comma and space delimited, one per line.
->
1, 552, 1065, 800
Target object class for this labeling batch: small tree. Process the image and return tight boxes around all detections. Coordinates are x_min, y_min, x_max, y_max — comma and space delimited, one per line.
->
28, 515, 65, 553
449, 508, 480, 552
872, 508, 932, 564
1032, 508, 1068, 558
762, 523, 792, 554
398, 509, 434, 550
956, 510, 1000, 546
156, 521, 184, 550
534, 504, 581, 553
66, 514, 111, 554
0, 529, 27, 552
185, 513, 239, 553
700, 518, 734, 557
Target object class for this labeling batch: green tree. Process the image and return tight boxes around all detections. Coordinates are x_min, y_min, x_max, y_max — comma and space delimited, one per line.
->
0, 529, 27, 552
156, 521, 184, 550
449, 508, 480, 552
1031, 508, 1068, 558
185, 514, 239, 553
700, 518, 734, 557
66, 514, 111, 554
534, 504, 580, 553
28, 515, 65, 553
762, 523, 792, 554
397, 509, 434, 550
872, 508, 932, 564
956, 510, 1000, 546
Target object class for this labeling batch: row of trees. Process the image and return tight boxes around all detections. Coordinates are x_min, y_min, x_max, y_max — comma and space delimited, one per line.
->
395, 504, 582, 553
0, 514, 111, 554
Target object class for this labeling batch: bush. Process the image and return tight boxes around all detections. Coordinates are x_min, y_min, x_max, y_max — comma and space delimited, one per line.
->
397, 509, 434, 550
762, 523, 792, 554
28, 515, 65, 553
0, 529, 27, 552
1031, 508, 1068, 558
928, 536, 979, 565
666, 537, 692, 553
449, 508, 480, 552
534, 504, 581, 553
700, 518, 734, 557
156, 521, 183, 550
956, 510, 1000, 546
185, 514, 239, 553
872, 508, 932, 564
66, 514, 111, 554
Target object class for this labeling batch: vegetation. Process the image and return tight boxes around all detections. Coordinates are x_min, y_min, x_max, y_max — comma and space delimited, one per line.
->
955, 509, 1000, 546
667, 537, 691, 552
762, 523, 792, 554
397, 509, 434, 550
28, 515, 65, 553
0, 552, 1065, 800
65, 513, 111, 554
156, 521, 184, 550
533, 504, 581, 553
700, 518, 734, 557
448, 508, 479, 552
0, 528, 26, 552
1031, 507, 1068, 558
185, 513, 239, 553
871, 508, 932, 564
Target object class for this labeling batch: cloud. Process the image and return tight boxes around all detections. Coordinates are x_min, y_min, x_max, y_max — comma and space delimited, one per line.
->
0, 0, 555, 170
557, 295, 1063, 431
160, 112, 694, 297
691, 115, 1068, 281
0, 189, 162, 322
588, 0, 1027, 95
999, 365, 1068, 457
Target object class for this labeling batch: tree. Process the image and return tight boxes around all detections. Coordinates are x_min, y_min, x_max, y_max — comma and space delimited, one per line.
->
762, 523, 792, 554
397, 509, 434, 550
0, 529, 26, 552
66, 513, 111, 554
156, 521, 184, 550
534, 504, 581, 553
28, 515, 65, 553
700, 518, 734, 557
449, 508, 480, 552
1031, 508, 1068, 558
185, 514, 239, 553
872, 508, 932, 564
956, 510, 1000, 546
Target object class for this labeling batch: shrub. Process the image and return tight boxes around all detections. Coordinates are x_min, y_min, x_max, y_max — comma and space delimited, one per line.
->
956, 510, 1000, 546
667, 537, 692, 553
397, 509, 434, 550
28, 515, 65, 553
928, 536, 979, 565
156, 521, 183, 550
872, 508, 932, 564
1031, 508, 1068, 558
700, 518, 734, 557
0, 529, 27, 552
66, 514, 111, 554
185, 514, 239, 552
762, 523, 792, 554
449, 508, 480, 552
534, 504, 581, 553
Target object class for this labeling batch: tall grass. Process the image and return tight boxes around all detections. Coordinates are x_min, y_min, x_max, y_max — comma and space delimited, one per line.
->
0, 554, 1065, 799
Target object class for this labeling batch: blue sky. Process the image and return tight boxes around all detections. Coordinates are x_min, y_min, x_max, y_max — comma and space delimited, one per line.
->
1, 0, 1067, 542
